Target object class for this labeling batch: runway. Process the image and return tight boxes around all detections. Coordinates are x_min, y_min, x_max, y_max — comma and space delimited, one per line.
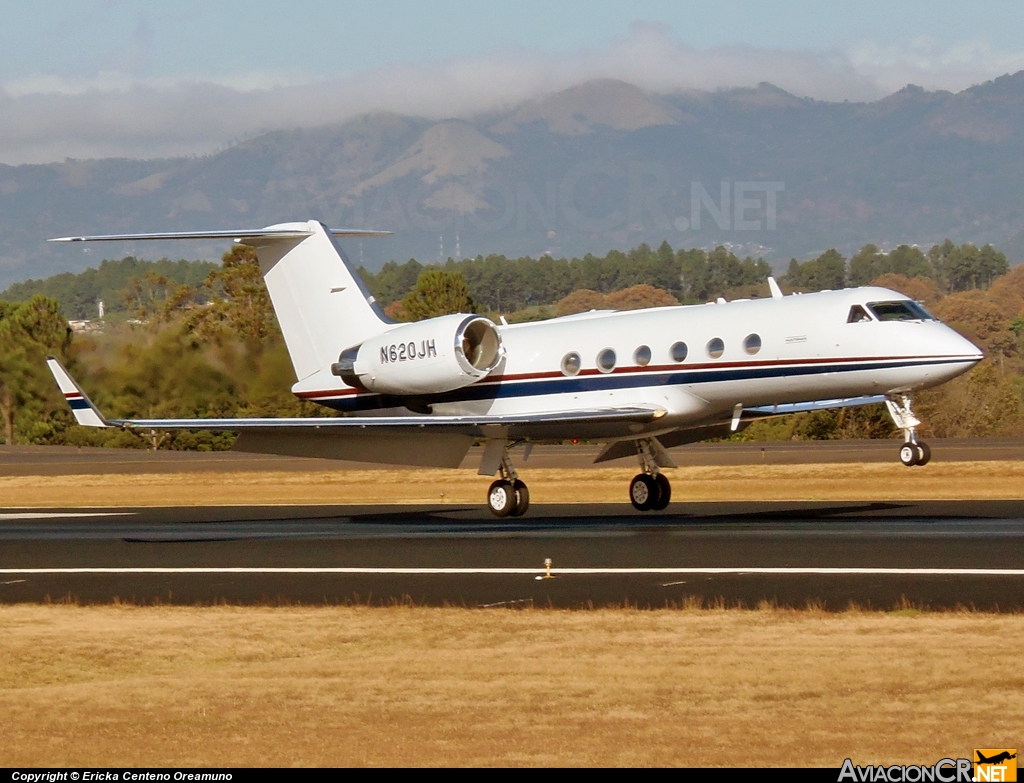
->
3, 437, 1024, 474
2, 500, 1023, 609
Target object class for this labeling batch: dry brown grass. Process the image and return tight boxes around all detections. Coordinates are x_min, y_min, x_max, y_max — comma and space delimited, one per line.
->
2, 460, 1024, 507
1, 604, 1020, 767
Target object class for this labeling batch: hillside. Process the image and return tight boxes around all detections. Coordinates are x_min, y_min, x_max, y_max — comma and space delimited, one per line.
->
4, 76, 1024, 287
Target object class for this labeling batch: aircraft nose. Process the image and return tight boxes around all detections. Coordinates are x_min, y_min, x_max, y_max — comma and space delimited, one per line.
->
953, 332, 984, 363
940, 327, 984, 366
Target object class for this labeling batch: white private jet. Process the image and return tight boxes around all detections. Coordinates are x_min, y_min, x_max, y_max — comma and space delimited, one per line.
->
47, 221, 983, 516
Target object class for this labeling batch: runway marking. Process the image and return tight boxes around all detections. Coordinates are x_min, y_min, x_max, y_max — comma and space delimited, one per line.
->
3, 567, 1024, 576
0, 512, 133, 520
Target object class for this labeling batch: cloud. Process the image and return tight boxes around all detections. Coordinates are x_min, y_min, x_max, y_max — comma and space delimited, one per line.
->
2, 22, 1023, 165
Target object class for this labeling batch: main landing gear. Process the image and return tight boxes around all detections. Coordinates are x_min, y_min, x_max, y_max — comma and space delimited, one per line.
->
483, 442, 530, 517
886, 394, 931, 467
629, 438, 672, 511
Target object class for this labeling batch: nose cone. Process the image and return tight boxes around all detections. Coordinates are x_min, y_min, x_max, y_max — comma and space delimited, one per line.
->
935, 324, 984, 382
943, 323, 984, 361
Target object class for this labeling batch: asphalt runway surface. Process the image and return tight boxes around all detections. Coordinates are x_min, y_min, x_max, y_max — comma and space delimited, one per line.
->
2, 500, 1024, 610
2, 437, 1024, 475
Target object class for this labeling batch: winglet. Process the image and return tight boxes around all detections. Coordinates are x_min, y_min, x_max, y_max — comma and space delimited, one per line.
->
768, 277, 784, 299
45, 356, 110, 427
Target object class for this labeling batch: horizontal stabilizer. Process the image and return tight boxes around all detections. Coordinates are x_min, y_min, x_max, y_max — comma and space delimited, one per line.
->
49, 227, 390, 243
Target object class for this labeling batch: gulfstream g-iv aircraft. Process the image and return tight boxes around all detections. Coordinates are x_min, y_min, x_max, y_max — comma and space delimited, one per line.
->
47, 221, 983, 516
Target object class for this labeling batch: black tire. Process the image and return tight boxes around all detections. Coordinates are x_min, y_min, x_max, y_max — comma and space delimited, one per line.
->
652, 474, 671, 510
629, 474, 659, 511
487, 480, 515, 517
915, 442, 931, 467
509, 480, 530, 517
899, 443, 918, 467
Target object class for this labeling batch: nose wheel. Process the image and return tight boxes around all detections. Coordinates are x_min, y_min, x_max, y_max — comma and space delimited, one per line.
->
886, 394, 931, 467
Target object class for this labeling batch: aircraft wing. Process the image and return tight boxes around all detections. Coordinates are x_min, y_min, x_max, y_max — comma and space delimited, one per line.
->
47, 356, 664, 436
593, 395, 889, 464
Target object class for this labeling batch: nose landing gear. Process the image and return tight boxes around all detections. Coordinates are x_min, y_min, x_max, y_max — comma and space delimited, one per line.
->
886, 394, 931, 467
629, 438, 672, 511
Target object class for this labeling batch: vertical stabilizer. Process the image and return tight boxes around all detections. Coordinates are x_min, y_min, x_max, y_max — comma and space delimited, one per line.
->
245, 221, 392, 385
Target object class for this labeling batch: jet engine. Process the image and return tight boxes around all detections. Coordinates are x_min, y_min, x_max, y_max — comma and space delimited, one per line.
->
332, 313, 503, 395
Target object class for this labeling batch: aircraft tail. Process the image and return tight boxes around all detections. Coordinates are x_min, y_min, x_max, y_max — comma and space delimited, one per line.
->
50, 220, 393, 391
240, 221, 394, 389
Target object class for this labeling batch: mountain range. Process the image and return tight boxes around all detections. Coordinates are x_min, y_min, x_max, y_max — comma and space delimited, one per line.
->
3, 74, 1024, 289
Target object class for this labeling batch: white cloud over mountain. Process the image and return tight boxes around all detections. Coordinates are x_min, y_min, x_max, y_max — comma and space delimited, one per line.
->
3, 22, 1023, 165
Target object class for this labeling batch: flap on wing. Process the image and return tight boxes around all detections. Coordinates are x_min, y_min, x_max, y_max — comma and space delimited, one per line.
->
112, 405, 665, 432
233, 429, 473, 468
744, 395, 887, 417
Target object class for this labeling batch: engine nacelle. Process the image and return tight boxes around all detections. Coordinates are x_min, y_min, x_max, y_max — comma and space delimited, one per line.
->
332, 314, 503, 395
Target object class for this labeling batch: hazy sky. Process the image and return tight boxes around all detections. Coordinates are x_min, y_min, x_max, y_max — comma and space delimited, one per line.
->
3, 1, 1023, 164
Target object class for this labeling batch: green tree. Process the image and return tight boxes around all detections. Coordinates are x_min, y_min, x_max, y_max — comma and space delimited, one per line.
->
784, 249, 846, 291
185, 245, 281, 352
887, 245, 931, 279
400, 270, 475, 321
942, 244, 1009, 292
0, 295, 72, 443
849, 244, 886, 286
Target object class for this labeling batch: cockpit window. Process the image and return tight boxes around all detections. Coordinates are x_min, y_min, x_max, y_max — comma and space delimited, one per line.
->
847, 305, 872, 323
867, 301, 935, 322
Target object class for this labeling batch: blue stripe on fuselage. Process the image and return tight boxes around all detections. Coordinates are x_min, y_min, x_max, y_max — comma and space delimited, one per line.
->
312, 356, 967, 413
313, 356, 966, 415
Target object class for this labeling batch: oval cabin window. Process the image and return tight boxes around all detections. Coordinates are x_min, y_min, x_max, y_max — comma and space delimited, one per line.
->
707, 338, 725, 359
561, 352, 581, 376
597, 348, 617, 373
634, 345, 652, 366
743, 334, 762, 355
670, 342, 688, 362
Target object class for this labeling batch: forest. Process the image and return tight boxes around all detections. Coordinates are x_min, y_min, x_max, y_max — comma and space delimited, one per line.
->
0, 239, 1021, 449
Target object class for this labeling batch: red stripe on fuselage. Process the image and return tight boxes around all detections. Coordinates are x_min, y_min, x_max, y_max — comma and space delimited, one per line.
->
292, 354, 958, 401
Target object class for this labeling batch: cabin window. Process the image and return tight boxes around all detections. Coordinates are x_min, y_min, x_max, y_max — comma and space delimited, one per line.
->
743, 334, 762, 355
561, 352, 581, 376
868, 301, 935, 322
634, 345, 652, 366
847, 305, 872, 323
706, 338, 725, 359
670, 341, 688, 362
597, 348, 617, 373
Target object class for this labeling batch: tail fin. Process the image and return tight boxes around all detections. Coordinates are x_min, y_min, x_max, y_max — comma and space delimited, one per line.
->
50, 220, 393, 390
242, 221, 393, 388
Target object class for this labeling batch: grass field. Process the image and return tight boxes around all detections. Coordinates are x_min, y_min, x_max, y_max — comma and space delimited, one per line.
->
1, 604, 1020, 767
3, 460, 1024, 507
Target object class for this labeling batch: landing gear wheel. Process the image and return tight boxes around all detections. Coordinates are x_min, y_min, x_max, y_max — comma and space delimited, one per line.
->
487, 479, 515, 517
899, 443, 919, 467
651, 474, 671, 510
630, 474, 659, 511
915, 442, 931, 467
509, 479, 530, 517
